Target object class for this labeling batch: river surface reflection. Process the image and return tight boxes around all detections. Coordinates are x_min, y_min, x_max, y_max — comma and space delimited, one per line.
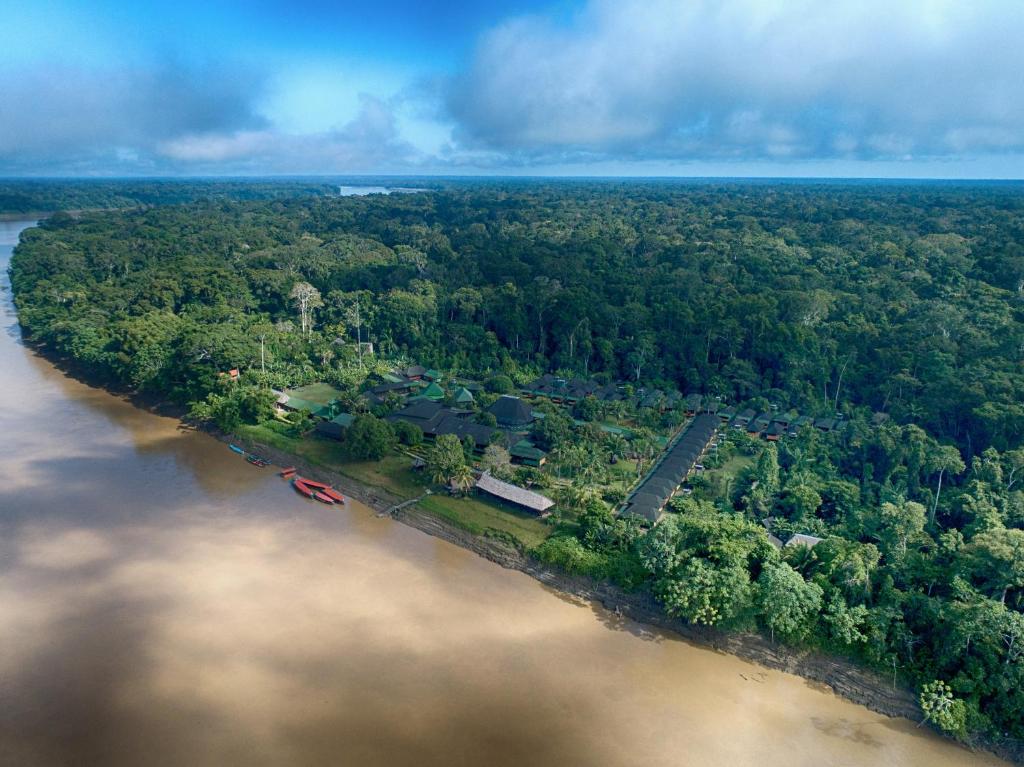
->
0, 219, 1007, 767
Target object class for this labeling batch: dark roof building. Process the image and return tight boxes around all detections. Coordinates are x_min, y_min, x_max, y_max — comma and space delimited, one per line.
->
510, 439, 547, 467
487, 395, 534, 428
618, 414, 718, 526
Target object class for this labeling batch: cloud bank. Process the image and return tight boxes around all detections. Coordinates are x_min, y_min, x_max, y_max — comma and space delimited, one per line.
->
445, 0, 1024, 164
2, 0, 1023, 175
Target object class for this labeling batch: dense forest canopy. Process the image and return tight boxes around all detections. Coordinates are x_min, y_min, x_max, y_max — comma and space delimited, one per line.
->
9, 180, 1024, 747
10, 181, 1024, 453
0, 177, 366, 213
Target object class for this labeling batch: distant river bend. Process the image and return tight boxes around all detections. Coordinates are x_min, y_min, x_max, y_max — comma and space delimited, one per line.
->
0, 219, 1006, 767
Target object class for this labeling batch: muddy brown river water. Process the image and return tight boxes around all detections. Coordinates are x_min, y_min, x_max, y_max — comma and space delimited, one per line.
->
0, 219, 1008, 767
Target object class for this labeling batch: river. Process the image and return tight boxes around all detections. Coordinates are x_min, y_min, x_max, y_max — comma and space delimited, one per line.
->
0, 218, 1007, 767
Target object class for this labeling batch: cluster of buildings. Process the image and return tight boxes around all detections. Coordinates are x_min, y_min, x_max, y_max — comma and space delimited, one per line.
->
619, 414, 719, 525
523, 374, 684, 412
716, 407, 845, 440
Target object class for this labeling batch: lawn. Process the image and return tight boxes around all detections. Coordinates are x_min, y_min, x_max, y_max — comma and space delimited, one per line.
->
285, 382, 345, 406
418, 494, 551, 549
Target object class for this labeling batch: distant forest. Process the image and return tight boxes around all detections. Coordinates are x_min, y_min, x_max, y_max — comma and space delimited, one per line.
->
9, 181, 1024, 747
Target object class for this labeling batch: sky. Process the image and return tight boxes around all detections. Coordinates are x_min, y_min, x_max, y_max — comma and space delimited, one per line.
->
1, 0, 1023, 178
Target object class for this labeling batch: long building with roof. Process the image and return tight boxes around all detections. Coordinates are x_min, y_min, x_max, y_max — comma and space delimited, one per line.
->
618, 414, 719, 525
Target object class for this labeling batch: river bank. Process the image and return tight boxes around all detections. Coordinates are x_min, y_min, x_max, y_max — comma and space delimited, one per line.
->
215, 426, 1022, 766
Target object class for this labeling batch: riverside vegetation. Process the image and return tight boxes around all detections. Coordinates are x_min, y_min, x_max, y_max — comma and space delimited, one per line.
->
8, 180, 1024, 751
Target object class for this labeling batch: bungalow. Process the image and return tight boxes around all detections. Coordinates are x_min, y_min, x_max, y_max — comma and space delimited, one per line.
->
764, 422, 786, 441
733, 408, 756, 429
370, 380, 418, 398
772, 411, 797, 428
315, 413, 355, 441
432, 417, 496, 452
509, 439, 547, 467
420, 381, 445, 401
453, 387, 475, 405
717, 405, 737, 422
684, 393, 703, 416
788, 415, 814, 436
487, 395, 534, 428
280, 396, 331, 420
753, 412, 773, 432
403, 364, 427, 380
475, 471, 554, 514
814, 417, 838, 432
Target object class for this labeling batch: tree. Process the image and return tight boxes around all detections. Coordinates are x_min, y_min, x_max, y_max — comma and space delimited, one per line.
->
480, 444, 513, 478
756, 562, 824, 642
289, 281, 322, 338
345, 298, 366, 366
821, 591, 870, 646
343, 414, 395, 460
393, 419, 423, 446
449, 463, 475, 495
925, 444, 965, 525
919, 680, 967, 739
485, 374, 514, 394
427, 434, 467, 485
963, 527, 1024, 605
872, 500, 927, 567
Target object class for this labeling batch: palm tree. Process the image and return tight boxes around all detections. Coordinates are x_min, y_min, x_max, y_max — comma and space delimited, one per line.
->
449, 464, 475, 495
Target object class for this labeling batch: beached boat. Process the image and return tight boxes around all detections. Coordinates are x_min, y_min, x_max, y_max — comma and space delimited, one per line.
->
292, 479, 315, 498
313, 491, 336, 505
246, 455, 269, 467
299, 478, 330, 490
321, 487, 345, 504
279, 467, 297, 478
229, 444, 246, 455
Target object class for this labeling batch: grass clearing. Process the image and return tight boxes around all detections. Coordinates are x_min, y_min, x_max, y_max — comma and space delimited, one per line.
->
418, 494, 551, 549
285, 383, 345, 405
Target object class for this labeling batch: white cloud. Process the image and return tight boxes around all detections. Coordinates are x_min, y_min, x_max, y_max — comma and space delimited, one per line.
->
444, 0, 1024, 162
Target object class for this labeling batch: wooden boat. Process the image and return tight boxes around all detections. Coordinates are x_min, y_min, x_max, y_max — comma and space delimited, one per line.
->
292, 479, 315, 498
246, 455, 269, 467
313, 491, 336, 505
279, 467, 297, 478
299, 478, 330, 490
229, 444, 246, 455
321, 487, 345, 504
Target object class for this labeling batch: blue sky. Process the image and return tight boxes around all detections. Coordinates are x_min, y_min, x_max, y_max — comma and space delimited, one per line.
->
2, 0, 1022, 178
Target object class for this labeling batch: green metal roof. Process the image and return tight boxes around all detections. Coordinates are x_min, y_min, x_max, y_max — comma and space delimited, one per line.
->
283, 396, 330, 418
421, 382, 445, 399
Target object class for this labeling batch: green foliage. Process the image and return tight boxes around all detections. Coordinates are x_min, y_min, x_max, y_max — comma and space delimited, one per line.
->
639, 504, 771, 626
426, 433, 467, 485
756, 562, 824, 642
919, 680, 968, 739
343, 414, 396, 461
485, 374, 514, 394
392, 419, 424, 446
533, 535, 610, 578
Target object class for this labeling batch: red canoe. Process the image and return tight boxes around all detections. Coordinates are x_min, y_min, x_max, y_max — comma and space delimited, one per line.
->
292, 479, 315, 498
299, 477, 330, 490
313, 491, 335, 504
320, 487, 345, 504
279, 467, 296, 477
